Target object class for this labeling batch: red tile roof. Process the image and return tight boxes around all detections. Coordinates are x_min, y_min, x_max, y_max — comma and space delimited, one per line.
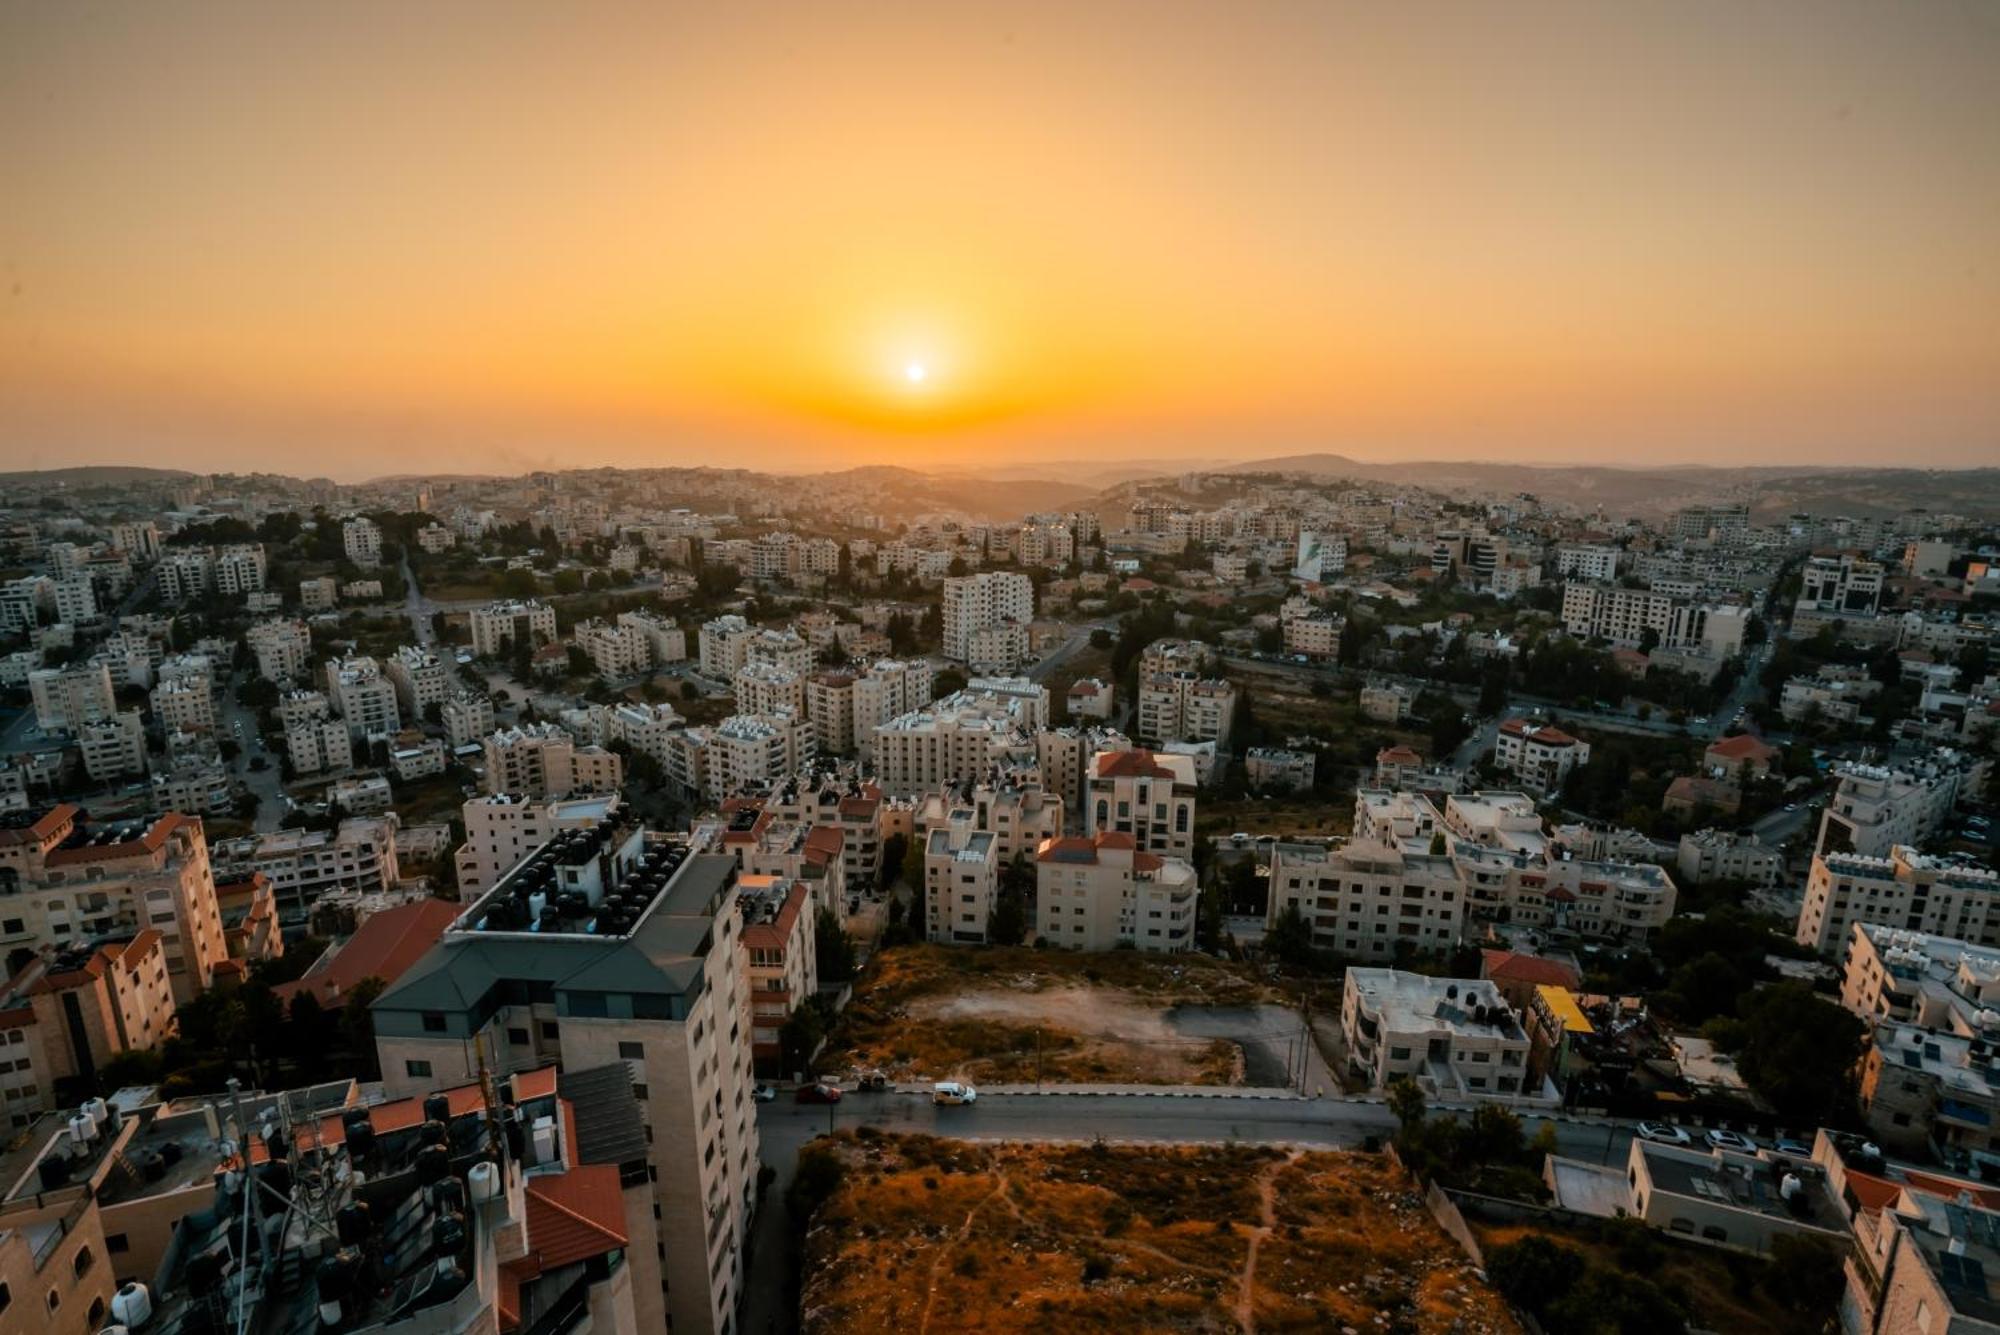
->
524, 1164, 628, 1267
43, 812, 201, 867
1376, 745, 1423, 765
1093, 749, 1176, 780
1480, 949, 1580, 990
1706, 733, 1779, 762
0, 805, 78, 848
275, 898, 459, 1006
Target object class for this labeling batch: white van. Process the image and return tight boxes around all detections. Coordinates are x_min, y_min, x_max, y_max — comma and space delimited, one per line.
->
931, 1081, 978, 1106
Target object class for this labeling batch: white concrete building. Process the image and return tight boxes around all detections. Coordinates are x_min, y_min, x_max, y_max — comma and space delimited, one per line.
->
480, 722, 624, 800
28, 662, 115, 732
77, 709, 149, 781
440, 690, 496, 750
941, 571, 1033, 664
1085, 748, 1198, 861
468, 599, 558, 657
1341, 968, 1540, 1102
1493, 719, 1591, 793
1797, 846, 2000, 955
246, 617, 313, 683
342, 516, 383, 567
923, 813, 999, 945
453, 791, 624, 897
385, 645, 449, 717
1034, 830, 1196, 953
324, 655, 402, 743
1815, 754, 1972, 859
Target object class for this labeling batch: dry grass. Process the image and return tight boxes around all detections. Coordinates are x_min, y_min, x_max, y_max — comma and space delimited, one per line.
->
823, 945, 1277, 1086
802, 1133, 1520, 1335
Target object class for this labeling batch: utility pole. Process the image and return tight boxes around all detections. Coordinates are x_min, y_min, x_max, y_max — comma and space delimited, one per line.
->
1036, 1026, 1043, 1089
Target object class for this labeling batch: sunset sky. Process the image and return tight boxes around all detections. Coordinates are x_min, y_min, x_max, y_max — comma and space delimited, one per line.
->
2, 1, 1996, 480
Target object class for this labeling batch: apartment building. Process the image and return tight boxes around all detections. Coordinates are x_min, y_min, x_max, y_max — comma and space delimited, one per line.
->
1816, 755, 1972, 858
373, 830, 758, 1334
286, 713, 353, 776
1340, 969, 1539, 1101
1360, 682, 1414, 723
871, 683, 1050, 795
806, 669, 859, 755
1138, 637, 1214, 678
150, 675, 214, 737
0, 807, 229, 1004
1265, 838, 1464, 961
915, 774, 1064, 864
211, 815, 401, 914
454, 791, 623, 897
745, 627, 814, 676
440, 689, 495, 750
1085, 748, 1198, 861
1284, 612, 1344, 661
481, 722, 623, 799
847, 659, 935, 757
324, 654, 402, 743
739, 873, 818, 1075
0, 931, 176, 1116
742, 774, 887, 890
573, 616, 653, 677
77, 711, 149, 782
1676, 829, 1783, 887
1493, 719, 1591, 793
1035, 830, 1197, 953
1555, 544, 1622, 582
734, 661, 806, 717
468, 597, 559, 657
1844, 1180, 2000, 1335
28, 662, 116, 732
1797, 846, 2000, 955
1858, 1020, 2000, 1161
702, 711, 814, 799
1560, 581, 1746, 657
1797, 553, 1886, 617
707, 808, 847, 917
156, 543, 267, 603
941, 571, 1034, 663
697, 614, 757, 677
618, 607, 688, 664
245, 616, 313, 682
1836, 923, 2000, 1036
1136, 671, 1237, 748
1246, 746, 1316, 793
384, 644, 449, 715
923, 812, 1000, 944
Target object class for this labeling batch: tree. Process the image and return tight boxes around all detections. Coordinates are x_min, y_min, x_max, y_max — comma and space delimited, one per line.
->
1386, 1074, 1427, 1132
779, 1001, 828, 1075
1485, 1235, 1579, 1316
901, 830, 927, 890
814, 908, 857, 983
879, 833, 907, 894
1766, 1234, 1844, 1320
1735, 983, 1865, 1121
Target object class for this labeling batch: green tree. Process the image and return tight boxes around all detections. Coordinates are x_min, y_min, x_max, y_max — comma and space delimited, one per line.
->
814, 908, 857, 983
1735, 983, 1865, 1121
1485, 1235, 1579, 1316
1386, 1075, 1427, 1132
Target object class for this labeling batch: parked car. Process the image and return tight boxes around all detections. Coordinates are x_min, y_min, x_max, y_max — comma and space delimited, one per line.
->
1705, 1129, 1759, 1153
752, 1084, 777, 1103
931, 1081, 978, 1106
795, 1082, 843, 1105
1635, 1122, 1691, 1146
855, 1071, 889, 1092
1772, 1138, 1812, 1158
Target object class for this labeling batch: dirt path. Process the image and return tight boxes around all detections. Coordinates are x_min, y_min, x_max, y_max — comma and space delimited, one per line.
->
915, 1176, 1015, 1335
1229, 1150, 1301, 1334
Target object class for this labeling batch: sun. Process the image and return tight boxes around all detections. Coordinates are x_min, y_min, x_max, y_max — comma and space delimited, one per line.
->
903, 361, 928, 385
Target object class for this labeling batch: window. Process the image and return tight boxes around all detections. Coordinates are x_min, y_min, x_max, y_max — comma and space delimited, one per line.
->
507, 1027, 530, 1046
72, 1246, 93, 1277
106, 1233, 129, 1254
88, 1298, 106, 1327
541, 1021, 560, 1040
421, 1012, 447, 1033
405, 1059, 433, 1078
0, 1282, 9, 1315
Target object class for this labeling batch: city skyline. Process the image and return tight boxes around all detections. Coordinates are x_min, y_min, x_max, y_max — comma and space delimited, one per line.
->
3, 1, 1998, 480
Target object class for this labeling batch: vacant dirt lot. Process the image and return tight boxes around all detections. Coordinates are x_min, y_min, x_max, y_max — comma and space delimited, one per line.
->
823, 945, 1287, 1086
800, 1133, 1520, 1335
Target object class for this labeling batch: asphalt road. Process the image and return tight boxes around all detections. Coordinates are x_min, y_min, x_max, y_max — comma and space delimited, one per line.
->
740, 1090, 1637, 1333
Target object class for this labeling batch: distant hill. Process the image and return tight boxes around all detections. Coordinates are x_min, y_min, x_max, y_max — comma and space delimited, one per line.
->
818, 466, 1099, 520
1218, 455, 2000, 520
0, 465, 194, 486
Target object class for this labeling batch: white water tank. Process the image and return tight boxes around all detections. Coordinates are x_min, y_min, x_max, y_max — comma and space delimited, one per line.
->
111, 1282, 152, 1329
468, 1161, 501, 1202
69, 1114, 97, 1150
83, 1098, 109, 1133
1780, 1173, 1803, 1200
530, 1116, 557, 1165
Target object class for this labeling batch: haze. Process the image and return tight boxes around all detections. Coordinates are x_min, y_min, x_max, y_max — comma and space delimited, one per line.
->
2, 1, 1997, 480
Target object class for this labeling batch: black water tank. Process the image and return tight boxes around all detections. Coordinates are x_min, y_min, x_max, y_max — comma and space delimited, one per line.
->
415, 1144, 450, 1185
423, 1093, 452, 1125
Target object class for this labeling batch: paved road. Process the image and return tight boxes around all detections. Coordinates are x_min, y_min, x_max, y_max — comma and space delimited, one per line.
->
741, 1089, 1636, 1334
1026, 618, 1113, 685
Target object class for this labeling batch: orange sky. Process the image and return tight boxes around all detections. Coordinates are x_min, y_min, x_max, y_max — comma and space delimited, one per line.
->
1, 1, 1996, 479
